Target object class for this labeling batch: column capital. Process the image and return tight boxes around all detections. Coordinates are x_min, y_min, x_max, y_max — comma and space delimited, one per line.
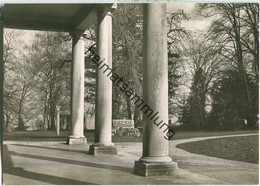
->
0, 4, 4, 21
70, 30, 85, 41
96, 4, 117, 16
97, 3, 117, 10
111, 3, 117, 11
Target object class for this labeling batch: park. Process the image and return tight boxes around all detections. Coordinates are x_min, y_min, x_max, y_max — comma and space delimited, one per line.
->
1, 2, 259, 185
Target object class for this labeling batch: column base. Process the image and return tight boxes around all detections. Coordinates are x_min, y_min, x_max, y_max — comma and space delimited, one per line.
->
134, 160, 178, 177
89, 144, 117, 155
66, 136, 87, 145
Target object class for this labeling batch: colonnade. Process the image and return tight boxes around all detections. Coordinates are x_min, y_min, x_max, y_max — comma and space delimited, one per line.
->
68, 4, 177, 176
0, 3, 177, 177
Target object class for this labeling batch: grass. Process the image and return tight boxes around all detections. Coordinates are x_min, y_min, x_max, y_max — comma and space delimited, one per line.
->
3, 129, 258, 142
177, 135, 259, 164
172, 129, 258, 140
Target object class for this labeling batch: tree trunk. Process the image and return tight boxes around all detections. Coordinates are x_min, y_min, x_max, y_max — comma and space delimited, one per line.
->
49, 81, 56, 130
18, 111, 25, 130
67, 115, 70, 130
50, 106, 56, 130
232, 9, 253, 128
126, 96, 132, 119
5, 115, 10, 132
43, 91, 48, 130
47, 114, 51, 130
133, 105, 139, 128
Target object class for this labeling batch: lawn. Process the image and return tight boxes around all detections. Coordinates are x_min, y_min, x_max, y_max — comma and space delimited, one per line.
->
3, 129, 258, 142
176, 135, 259, 164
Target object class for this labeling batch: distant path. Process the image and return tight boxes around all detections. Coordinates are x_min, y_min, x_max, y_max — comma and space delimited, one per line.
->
116, 133, 259, 184
173, 132, 258, 145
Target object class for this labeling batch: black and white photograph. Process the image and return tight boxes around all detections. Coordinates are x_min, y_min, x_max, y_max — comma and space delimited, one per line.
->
0, 1, 259, 185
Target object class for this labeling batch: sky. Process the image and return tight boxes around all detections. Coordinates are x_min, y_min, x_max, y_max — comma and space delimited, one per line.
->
20, 3, 213, 44
167, 3, 213, 31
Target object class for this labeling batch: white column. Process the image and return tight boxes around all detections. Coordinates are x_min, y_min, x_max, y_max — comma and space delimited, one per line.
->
89, 5, 117, 155
0, 4, 4, 185
56, 106, 60, 136
95, 6, 113, 145
134, 4, 177, 176
67, 31, 87, 144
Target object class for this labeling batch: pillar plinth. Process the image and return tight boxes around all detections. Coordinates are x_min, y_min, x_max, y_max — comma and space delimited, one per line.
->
67, 31, 87, 145
134, 160, 178, 177
89, 6, 117, 155
134, 4, 177, 176
89, 143, 117, 155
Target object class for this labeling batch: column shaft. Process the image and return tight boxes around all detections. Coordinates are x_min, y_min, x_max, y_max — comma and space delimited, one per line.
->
0, 4, 4, 185
134, 4, 177, 176
142, 3, 169, 159
89, 6, 117, 155
67, 31, 87, 144
95, 7, 113, 145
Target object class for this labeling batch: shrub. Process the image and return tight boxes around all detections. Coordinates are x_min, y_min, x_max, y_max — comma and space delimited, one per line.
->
112, 127, 140, 137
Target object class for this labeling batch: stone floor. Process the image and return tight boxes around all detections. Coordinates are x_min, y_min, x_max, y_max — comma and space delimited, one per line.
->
3, 133, 259, 185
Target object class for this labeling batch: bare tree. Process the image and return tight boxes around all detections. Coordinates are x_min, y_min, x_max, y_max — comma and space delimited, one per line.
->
181, 34, 223, 130
198, 3, 259, 128
3, 29, 24, 131
24, 31, 71, 130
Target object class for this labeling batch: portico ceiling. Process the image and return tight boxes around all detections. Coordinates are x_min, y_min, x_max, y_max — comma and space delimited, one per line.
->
3, 4, 111, 32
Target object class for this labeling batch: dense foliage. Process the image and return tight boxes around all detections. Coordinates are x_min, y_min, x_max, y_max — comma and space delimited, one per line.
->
3, 3, 259, 131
